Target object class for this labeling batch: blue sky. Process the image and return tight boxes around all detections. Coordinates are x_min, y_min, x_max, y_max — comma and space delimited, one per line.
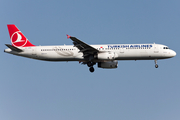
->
0, 0, 180, 120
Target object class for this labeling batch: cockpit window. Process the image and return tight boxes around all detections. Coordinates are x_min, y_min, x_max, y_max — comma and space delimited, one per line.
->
163, 47, 169, 49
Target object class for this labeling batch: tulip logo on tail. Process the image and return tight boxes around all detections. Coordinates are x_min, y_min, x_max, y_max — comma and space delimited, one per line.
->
11, 31, 27, 47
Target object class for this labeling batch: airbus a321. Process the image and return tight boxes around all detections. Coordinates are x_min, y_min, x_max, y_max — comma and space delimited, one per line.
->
4, 24, 176, 72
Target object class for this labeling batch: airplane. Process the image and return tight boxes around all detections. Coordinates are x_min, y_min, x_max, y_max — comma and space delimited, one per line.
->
4, 24, 176, 73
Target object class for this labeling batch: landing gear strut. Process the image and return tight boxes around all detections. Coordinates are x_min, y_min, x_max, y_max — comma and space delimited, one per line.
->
87, 62, 92, 67
154, 59, 158, 68
87, 62, 96, 73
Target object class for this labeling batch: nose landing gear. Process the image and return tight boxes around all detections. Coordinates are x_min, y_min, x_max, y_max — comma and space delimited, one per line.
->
154, 59, 158, 68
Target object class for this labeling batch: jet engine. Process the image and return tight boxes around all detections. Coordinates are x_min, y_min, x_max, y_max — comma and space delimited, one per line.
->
98, 60, 118, 69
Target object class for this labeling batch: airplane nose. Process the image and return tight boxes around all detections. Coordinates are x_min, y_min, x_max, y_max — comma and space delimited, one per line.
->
171, 50, 176, 57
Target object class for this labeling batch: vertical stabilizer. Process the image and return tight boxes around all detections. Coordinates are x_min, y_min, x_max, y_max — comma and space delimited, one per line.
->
7, 24, 35, 47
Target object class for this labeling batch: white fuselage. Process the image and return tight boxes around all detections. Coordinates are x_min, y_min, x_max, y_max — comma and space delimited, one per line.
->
4, 43, 176, 62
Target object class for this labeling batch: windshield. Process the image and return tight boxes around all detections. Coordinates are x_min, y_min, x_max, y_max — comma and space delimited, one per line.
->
163, 47, 169, 49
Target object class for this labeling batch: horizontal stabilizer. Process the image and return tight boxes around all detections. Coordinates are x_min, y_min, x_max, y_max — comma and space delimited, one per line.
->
5, 44, 23, 52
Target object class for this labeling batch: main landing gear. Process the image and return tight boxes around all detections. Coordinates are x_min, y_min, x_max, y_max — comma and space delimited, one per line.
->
87, 62, 96, 73
154, 59, 158, 68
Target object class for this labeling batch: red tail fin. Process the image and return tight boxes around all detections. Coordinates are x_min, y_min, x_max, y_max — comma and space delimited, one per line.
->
7, 24, 35, 47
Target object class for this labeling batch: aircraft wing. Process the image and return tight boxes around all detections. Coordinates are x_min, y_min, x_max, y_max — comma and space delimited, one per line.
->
67, 35, 99, 56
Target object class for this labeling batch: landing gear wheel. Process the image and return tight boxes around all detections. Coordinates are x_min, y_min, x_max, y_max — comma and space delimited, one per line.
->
89, 67, 95, 73
155, 64, 158, 68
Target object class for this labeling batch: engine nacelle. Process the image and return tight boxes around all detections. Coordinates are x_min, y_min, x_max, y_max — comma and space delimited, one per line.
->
98, 60, 118, 69
97, 52, 117, 60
